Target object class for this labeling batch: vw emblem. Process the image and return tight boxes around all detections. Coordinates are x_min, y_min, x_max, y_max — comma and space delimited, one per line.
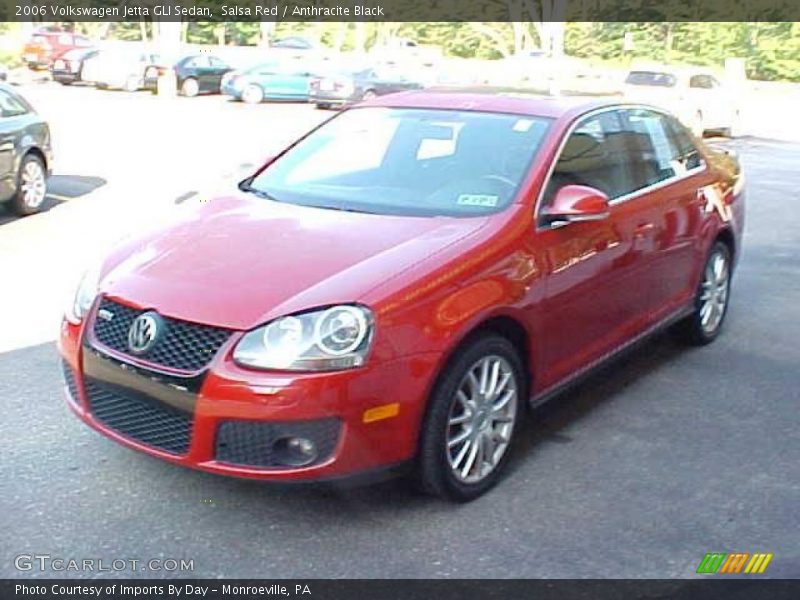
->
128, 312, 161, 355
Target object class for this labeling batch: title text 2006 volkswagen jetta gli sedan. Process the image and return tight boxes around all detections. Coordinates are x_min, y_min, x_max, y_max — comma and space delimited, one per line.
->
59, 92, 745, 501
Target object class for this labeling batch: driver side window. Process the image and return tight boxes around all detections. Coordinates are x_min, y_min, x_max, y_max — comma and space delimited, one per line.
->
541, 111, 628, 207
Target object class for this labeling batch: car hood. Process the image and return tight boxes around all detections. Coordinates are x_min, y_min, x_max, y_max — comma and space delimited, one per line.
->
99, 196, 489, 330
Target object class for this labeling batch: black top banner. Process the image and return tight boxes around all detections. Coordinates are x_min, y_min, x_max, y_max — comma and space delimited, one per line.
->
3, 579, 800, 600
2, 0, 800, 22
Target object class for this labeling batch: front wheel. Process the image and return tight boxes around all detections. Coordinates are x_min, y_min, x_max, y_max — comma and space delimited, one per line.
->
416, 334, 525, 502
675, 241, 732, 345
181, 77, 199, 97
242, 84, 264, 104
10, 154, 47, 216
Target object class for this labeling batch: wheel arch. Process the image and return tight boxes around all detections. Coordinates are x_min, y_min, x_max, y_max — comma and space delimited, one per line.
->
424, 313, 534, 416
715, 227, 736, 265
22, 146, 48, 172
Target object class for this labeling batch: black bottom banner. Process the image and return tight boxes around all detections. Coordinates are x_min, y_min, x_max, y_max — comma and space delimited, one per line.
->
2, 579, 799, 600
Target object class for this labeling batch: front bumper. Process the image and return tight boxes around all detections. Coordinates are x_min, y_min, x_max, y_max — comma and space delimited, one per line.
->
58, 306, 437, 482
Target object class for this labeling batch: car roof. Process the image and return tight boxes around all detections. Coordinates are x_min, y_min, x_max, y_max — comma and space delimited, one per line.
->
362, 89, 618, 119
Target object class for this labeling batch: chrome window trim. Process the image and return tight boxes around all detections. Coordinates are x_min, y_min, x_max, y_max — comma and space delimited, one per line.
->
534, 103, 707, 231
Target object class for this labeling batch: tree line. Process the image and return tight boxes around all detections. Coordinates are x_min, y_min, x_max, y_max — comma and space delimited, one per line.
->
2, 19, 798, 82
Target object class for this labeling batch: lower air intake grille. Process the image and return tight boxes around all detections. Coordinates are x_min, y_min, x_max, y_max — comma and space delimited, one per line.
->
84, 378, 193, 455
61, 360, 80, 401
215, 419, 341, 468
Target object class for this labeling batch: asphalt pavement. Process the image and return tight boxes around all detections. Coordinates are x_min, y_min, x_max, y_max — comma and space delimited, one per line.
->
0, 84, 798, 578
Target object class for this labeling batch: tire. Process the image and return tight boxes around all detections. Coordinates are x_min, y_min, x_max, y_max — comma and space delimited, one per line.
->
10, 154, 47, 216
416, 333, 525, 502
315, 102, 331, 110
675, 241, 732, 345
362, 89, 377, 101
181, 77, 199, 98
242, 84, 264, 104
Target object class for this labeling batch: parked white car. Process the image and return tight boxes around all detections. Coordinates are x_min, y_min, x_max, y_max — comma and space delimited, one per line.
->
622, 67, 740, 137
82, 48, 161, 91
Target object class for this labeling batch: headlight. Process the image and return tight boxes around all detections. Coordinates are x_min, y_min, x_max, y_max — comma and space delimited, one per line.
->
65, 265, 101, 325
233, 305, 373, 371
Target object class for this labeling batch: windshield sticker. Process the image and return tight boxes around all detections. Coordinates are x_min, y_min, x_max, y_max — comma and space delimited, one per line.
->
513, 119, 535, 132
457, 194, 499, 207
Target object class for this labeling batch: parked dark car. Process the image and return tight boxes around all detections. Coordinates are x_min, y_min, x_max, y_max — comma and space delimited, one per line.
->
144, 54, 232, 97
309, 66, 424, 109
0, 84, 53, 216
51, 48, 99, 85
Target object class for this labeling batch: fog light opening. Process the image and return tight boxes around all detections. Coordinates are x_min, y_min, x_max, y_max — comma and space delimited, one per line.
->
273, 436, 318, 467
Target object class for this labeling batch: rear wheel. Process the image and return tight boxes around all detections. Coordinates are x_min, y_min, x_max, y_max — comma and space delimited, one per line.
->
675, 241, 732, 345
416, 334, 524, 502
362, 89, 377, 101
181, 77, 199, 97
242, 84, 264, 104
10, 154, 47, 216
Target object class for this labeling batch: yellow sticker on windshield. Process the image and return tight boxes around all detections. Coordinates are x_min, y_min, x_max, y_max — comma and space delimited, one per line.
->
457, 194, 499, 207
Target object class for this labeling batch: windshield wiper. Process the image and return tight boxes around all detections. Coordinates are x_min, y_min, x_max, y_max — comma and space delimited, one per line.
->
238, 178, 282, 203
307, 204, 378, 215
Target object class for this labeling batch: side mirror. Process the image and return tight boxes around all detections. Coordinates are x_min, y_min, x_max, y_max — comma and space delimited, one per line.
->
540, 185, 610, 227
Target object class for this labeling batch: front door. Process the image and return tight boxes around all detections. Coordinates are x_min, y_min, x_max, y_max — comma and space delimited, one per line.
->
531, 109, 654, 390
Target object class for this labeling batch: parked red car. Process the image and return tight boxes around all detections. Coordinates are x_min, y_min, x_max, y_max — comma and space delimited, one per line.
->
23, 29, 92, 70
59, 92, 745, 501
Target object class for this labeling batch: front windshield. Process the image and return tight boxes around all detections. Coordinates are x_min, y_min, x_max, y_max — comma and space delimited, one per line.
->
246, 107, 552, 217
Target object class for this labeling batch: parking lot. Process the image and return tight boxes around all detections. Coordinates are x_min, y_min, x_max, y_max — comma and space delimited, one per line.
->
1, 83, 798, 578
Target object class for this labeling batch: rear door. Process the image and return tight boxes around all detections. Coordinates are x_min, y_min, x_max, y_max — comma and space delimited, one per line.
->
617, 108, 708, 319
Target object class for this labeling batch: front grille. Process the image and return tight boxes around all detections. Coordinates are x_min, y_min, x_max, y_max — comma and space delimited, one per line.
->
93, 298, 233, 372
84, 378, 193, 455
215, 419, 341, 468
61, 360, 80, 401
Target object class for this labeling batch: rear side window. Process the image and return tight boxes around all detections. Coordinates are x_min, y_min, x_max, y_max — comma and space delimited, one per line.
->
618, 108, 706, 193
619, 108, 684, 191
666, 117, 705, 171
0, 90, 29, 118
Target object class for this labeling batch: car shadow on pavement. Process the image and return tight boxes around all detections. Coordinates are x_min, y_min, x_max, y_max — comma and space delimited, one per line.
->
203, 331, 690, 513
510, 331, 687, 468
0, 174, 106, 226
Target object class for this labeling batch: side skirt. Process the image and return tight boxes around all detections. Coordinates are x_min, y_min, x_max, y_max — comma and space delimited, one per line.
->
528, 304, 694, 410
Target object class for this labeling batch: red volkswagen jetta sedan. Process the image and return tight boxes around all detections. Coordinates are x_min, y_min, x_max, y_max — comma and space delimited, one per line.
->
59, 92, 744, 501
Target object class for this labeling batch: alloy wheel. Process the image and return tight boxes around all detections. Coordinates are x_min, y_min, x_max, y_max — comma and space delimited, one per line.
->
446, 355, 518, 484
699, 249, 730, 335
20, 160, 46, 209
